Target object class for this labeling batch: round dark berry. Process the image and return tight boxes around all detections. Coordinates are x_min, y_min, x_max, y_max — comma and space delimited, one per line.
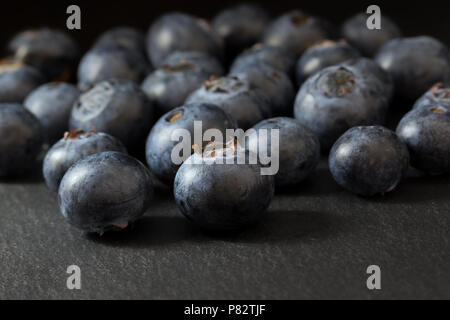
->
295, 40, 361, 85
69, 79, 153, 148
329, 126, 409, 196
186, 76, 272, 129
341, 57, 394, 102
263, 10, 333, 57
230, 64, 295, 116
230, 43, 296, 78
58, 152, 153, 233
146, 12, 224, 67
212, 4, 270, 59
93, 26, 146, 56
375, 36, 450, 101
145, 102, 237, 184
0, 59, 45, 103
396, 103, 450, 175
24, 82, 80, 144
43, 130, 127, 192
341, 13, 401, 57
413, 82, 450, 110
247, 117, 320, 186
174, 146, 274, 231
141, 51, 223, 112
77, 44, 150, 91
8, 28, 80, 80
294, 64, 389, 151
0, 103, 43, 177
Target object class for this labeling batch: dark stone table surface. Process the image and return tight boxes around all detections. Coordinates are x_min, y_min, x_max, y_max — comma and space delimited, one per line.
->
1, 158, 449, 299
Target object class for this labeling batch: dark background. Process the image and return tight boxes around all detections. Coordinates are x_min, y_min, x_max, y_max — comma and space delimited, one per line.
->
0, 0, 449, 300
2, 0, 450, 52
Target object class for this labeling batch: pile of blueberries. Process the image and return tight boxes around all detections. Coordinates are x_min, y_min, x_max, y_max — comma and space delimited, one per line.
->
0, 5, 449, 235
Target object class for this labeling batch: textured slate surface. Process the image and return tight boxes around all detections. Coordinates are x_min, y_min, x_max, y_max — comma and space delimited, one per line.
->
0, 158, 449, 299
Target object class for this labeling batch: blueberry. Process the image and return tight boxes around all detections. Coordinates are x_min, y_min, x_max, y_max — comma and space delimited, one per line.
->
69, 79, 153, 148
0, 59, 45, 103
43, 130, 127, 192
295, 40, 361, 85
375, 36, 450, 101
263, 10, 333, 57
24, 82, 80, 144
212, 4, 270, 60
230, 64, 295, 116
341, 57, 394, 101
0, 103, 43, 177
247, 117, 320, 186
93, 26, 146, 56
341, 13, 401, 57
77, 44, 150, 91
174, 146, 274, 231
230, 43, 296, 78
396, 103, 450, 175
294, 65, 389, 151
413, 82, 450, 110
146, 12, 224, 67
329, 126, 409, 196
186, 76, 272, 129
58, 152, 153, 233
145, 102, 237, 184
141, 51, 223, 112
163, 51, 224, 76
8, 28, 80, 80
